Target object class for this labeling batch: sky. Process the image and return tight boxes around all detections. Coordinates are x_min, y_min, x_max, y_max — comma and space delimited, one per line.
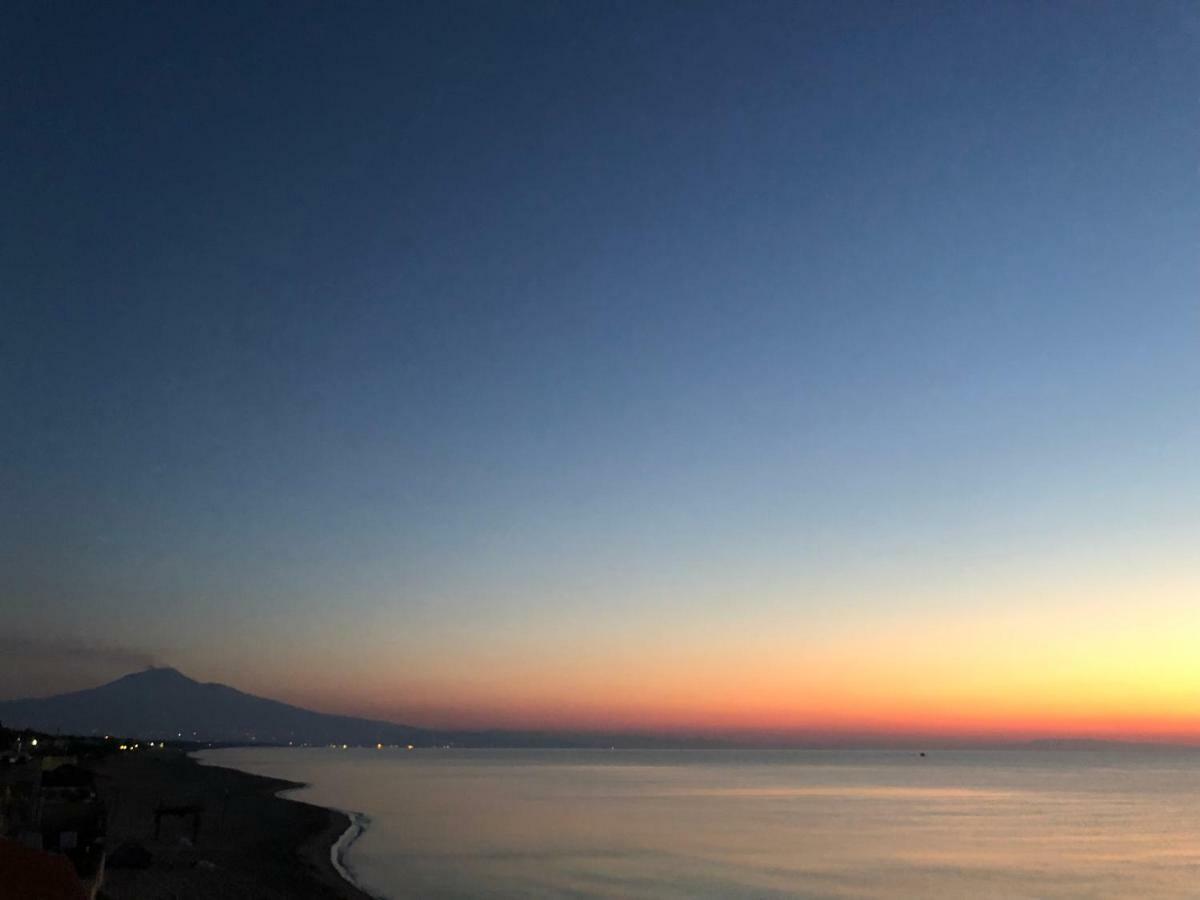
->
3, 1, 1198, 742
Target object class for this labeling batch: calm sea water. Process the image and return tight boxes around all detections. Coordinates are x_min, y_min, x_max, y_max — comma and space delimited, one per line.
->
197, 746, 1200, 898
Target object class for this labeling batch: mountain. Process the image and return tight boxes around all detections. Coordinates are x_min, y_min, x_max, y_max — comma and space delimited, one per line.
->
0, 667, 430, 746
0, 668, 717, 748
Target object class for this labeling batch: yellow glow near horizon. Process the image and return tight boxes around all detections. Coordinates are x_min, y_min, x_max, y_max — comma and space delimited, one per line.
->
203, 569, 1200, 740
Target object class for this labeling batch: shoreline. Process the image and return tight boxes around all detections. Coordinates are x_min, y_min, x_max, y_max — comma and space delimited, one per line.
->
268, 775, 377, 900
329, 811, 375, 898
92, 748, 375, 899
196, 752, 382, 900
288, 794, 377, 900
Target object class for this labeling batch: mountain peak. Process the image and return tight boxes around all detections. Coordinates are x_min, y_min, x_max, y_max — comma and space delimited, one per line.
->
0, 667, 423, 745
115, 666, 194, 685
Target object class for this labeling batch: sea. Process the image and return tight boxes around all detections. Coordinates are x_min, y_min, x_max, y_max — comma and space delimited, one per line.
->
195, 746, 1200, 898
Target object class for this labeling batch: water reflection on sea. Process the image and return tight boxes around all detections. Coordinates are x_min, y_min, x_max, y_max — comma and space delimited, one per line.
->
198, 746, 1200, 898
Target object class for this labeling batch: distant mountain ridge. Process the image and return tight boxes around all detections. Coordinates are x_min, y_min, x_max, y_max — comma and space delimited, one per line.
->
0, 667, 429, 746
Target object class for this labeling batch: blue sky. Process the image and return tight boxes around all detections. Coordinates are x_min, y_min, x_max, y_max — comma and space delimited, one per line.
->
3, 2, 1198, 729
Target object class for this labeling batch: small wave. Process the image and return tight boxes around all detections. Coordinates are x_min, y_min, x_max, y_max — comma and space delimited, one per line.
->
332, 810, 385, 899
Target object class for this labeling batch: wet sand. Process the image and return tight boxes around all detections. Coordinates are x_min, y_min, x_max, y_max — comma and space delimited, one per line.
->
91, 749, 373, 900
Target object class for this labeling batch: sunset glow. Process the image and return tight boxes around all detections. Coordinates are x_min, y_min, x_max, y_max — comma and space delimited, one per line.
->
5, 1, 1197, 749
225, 569, 1200, 741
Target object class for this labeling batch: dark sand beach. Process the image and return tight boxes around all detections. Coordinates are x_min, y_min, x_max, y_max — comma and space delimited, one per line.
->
91, 749, 372, 900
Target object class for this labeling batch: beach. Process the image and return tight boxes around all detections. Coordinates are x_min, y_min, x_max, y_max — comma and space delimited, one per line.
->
91, 749, 371, 900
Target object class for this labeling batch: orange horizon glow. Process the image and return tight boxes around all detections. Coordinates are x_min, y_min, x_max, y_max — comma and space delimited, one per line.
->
274, 689, 1200, 744
202, 572, 1200, 743
268, 655, 1200, 744
322, 683, 1200, 742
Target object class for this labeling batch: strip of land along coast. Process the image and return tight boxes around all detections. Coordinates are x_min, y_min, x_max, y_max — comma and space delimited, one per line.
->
91, 749, 372, 900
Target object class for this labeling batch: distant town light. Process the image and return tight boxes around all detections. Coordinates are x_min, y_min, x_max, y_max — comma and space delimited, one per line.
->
30, 739, 38, 747
342, 744, 348, 750
406, 744, 414, 751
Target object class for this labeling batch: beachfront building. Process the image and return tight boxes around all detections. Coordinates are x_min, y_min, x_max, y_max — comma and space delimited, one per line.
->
0, 730, 108, 899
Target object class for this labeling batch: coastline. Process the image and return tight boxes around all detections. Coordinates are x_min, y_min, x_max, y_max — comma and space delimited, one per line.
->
289, 796, 377, 900
271, 778, 378, 900
91, 748, 375, 900
327, 810, 375, 898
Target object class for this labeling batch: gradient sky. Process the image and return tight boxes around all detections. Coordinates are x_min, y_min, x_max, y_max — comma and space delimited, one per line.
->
4, 1, 1198, 740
